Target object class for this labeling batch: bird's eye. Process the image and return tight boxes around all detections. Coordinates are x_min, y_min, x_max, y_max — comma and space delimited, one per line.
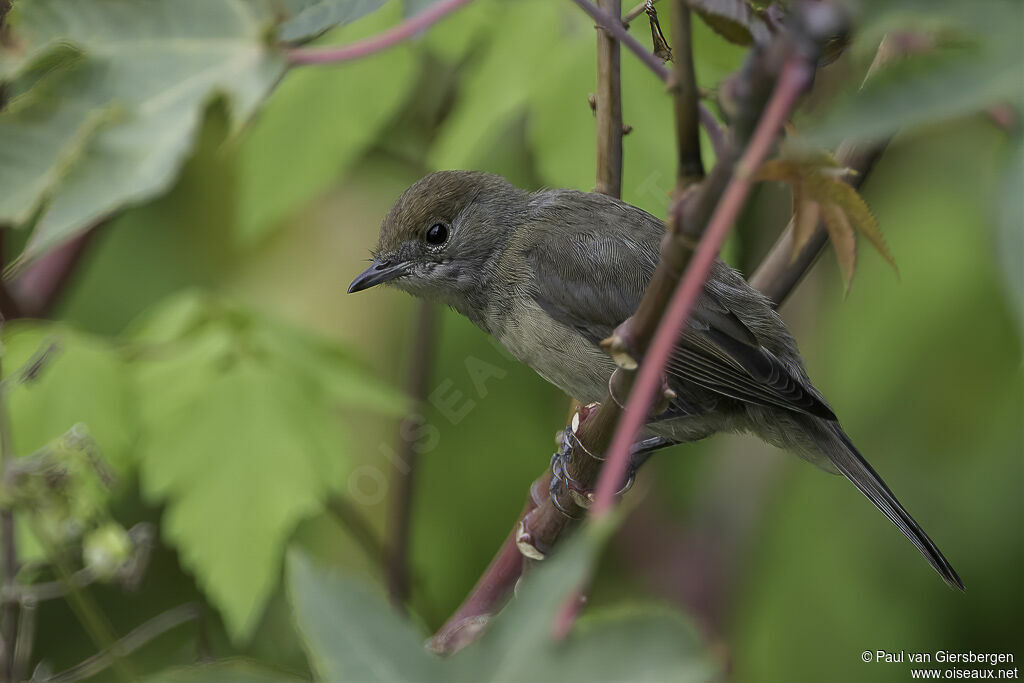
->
425, 222, 449, 245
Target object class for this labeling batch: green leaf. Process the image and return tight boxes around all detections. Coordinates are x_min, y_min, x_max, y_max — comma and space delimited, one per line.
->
806, 48, 1023, 147
131, 297, 365, 643
429, 0, 568, 173
285, 519, 715, 682
429, 517, 718, 681
430, 0, 741, 216
454, 519, 718, 682
1, 322, 132, 563
249, 316, 409, 416
143, 659, 307, 683
0, 95, 115, 226
237, 2, 416, 244
417, 0, 492, 64
556, 606, 718, 683
287, 551, 445, 683
449, 520, 612, 681
128, 291, 408, 414
996, 132, 1024, 338
277, 0, 390, 42
689, 0, 771, 47
0, 0, 286, 266
2, 322, 134, 472
820, 203, 857, 296
125, 288, 211, 345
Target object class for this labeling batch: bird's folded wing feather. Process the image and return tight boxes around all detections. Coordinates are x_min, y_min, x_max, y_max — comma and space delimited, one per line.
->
525, 231, 835, 420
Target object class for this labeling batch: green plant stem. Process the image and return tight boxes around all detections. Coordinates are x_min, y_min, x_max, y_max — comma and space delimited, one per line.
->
386, 301, 438, 609
31, 521, 134, 682
669, 0, 703, 188
48, 604, 201, 683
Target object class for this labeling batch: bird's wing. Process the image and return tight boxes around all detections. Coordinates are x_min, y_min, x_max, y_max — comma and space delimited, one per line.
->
525, 231, 835, 420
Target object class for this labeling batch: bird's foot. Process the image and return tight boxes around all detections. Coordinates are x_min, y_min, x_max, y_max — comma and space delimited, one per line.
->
549, 425, 638, 516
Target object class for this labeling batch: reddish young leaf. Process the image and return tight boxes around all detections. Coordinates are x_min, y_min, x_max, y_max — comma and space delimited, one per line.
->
791, 195, 821, 261
817, 176, 899, 276
821, 203, 857, 296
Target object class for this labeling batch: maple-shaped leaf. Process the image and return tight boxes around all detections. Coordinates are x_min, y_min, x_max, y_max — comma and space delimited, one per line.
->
756, 156, 897, 295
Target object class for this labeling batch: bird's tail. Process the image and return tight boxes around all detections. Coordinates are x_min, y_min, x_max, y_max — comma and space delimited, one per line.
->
815, 420, 964, 591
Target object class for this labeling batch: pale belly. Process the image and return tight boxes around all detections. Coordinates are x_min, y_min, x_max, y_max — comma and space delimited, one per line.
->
490, 299, 731, 447
494, 299, 614, 404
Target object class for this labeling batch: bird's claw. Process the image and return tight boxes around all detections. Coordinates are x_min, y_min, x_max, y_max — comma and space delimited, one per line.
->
549, 426, 636, 517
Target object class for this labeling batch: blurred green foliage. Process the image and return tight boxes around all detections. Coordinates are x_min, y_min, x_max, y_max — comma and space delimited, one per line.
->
0, 0, 1020, 680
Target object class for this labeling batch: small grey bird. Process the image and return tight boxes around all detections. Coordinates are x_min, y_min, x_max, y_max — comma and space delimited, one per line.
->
349, 170, 963, 590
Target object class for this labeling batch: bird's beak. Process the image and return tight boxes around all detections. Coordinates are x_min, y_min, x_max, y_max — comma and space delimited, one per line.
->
347, 258, 409, 294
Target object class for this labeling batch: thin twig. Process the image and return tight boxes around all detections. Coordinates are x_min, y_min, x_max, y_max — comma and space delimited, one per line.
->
30, 520, 133, 682
624, 0, 658, 24
6, 568, 94, 603
699, 104, 727, 160
45, 603, 202, 683
591, 56, 813, 516
386, 301, 438, 609
287, 0, 473, 65
669, 0, 704, 188
11, 596, 33, 683
594, 0, 624, 197
571, 0, 670, 81
327, 496, 387, 572
572, 0, 725, 175
620, 32, 895, 654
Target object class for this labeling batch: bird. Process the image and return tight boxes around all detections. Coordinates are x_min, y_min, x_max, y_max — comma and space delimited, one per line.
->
348, 169, 963, 590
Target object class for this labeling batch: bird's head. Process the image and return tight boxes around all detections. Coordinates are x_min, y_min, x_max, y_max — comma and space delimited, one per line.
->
348, 171, 526, 311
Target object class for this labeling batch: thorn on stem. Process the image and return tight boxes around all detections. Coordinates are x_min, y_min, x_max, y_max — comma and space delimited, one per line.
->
515, 520, 545, 560
651, 377, 676, 416
600, 333, 638, 370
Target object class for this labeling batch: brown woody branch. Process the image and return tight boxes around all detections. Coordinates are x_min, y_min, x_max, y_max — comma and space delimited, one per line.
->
594, 0, 624, 197
433, 0, 628, 650
429, 3, 841, 653
669, 1, 703, 189
591, 55, 813, 516
386, 301, 439, 609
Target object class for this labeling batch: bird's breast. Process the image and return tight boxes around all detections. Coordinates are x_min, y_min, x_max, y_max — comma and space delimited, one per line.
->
494, 298, 614, 404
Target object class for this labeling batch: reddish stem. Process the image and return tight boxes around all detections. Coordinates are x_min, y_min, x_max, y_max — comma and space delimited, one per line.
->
589, 56, 813, 518
287, 0, 474, 65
